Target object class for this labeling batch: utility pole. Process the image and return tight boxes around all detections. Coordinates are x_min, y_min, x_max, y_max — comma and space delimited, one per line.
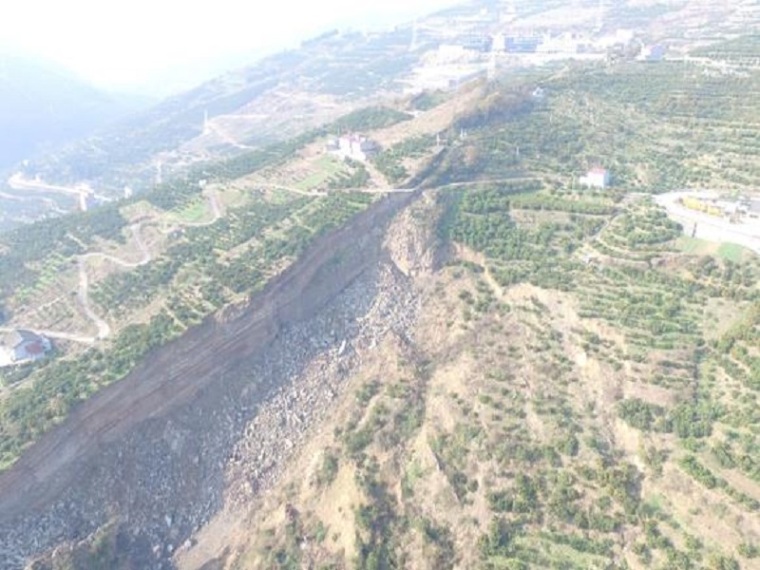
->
487, 49, 497, 81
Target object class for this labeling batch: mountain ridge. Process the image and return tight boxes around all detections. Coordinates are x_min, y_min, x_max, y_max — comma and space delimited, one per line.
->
0, 49, 147, 170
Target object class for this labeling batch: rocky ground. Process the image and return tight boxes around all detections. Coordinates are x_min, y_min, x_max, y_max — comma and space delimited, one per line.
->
0, 193, 427, 570
224, 261, 419, 512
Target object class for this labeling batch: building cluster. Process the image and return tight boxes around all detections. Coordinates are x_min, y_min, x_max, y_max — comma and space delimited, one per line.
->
326, 135, 380, 162
452, 30, 664, 60
0, 329, 52, 368
405, 3, 666, 92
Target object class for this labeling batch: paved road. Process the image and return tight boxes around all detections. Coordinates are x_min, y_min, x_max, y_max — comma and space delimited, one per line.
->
8, 174, 83, 197
655, 192, 760, 255
7, 173, 111, 203
0, 190, 70, 214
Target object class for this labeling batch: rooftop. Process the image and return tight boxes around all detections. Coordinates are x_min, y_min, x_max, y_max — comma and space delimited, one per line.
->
1, 329, 44, 349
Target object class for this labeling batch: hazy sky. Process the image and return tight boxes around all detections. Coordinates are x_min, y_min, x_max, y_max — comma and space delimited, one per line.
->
0, 0, 452, 91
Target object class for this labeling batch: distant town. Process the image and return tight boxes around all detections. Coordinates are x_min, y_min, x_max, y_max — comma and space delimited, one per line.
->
403, 3, 668, 92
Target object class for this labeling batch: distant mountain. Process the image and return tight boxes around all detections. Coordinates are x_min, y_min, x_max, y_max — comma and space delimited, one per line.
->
10, 0, 757, 209
128, 48, 275, 99
0, 50, 147, 170
19, 25, 420, 192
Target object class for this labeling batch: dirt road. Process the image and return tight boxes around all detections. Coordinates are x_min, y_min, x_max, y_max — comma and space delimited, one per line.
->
8, 190, 220, 344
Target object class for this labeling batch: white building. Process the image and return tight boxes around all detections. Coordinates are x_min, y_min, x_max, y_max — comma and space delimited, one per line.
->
327, 135, 380, 162
637, 44, 666, 62
597, 29, 635, 49
738, 198, 760, 218
79, 190, 97, 212
537, 32, 584, 54
0, 330, 52, 367
580, 167, 610, 189
492, 33, 507, 52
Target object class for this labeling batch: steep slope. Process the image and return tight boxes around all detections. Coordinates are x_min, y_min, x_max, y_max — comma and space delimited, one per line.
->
178, 192, 759, 569
0, 3, 759, 568
15, 184, 759, 570
0, 191, 416, 569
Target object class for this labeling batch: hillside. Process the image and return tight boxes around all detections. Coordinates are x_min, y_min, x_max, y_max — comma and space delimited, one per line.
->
14, 28, 420, 194
6, 0, 756, 230
0, 2, 759, 569
0, 50, 141, 169
190, 188, 760, 570
0, 58, 758, 569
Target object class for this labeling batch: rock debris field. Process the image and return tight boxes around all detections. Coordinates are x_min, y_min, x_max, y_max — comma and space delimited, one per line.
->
0, 193, 421, 570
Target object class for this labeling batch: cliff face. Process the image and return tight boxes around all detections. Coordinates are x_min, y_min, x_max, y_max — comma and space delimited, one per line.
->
0, 192, 417, 570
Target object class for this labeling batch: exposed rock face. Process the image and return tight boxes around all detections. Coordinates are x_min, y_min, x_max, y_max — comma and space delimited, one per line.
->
384, 191, 443, 278
0, 192, 422, 570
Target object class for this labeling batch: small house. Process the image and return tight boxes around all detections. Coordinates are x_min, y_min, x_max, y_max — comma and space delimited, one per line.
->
0, 330, 52, 367
748, 200, 760, 219
638, 44, 666, 62
580, 167, 610, 189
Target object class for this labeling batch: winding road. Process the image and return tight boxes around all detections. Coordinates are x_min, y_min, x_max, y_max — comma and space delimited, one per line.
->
0, 189, 70, 215
7, 191, 222, 346
2, 178, 540, 348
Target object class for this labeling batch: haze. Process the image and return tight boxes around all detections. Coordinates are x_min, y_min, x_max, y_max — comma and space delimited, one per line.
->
0, 0, 453, 95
